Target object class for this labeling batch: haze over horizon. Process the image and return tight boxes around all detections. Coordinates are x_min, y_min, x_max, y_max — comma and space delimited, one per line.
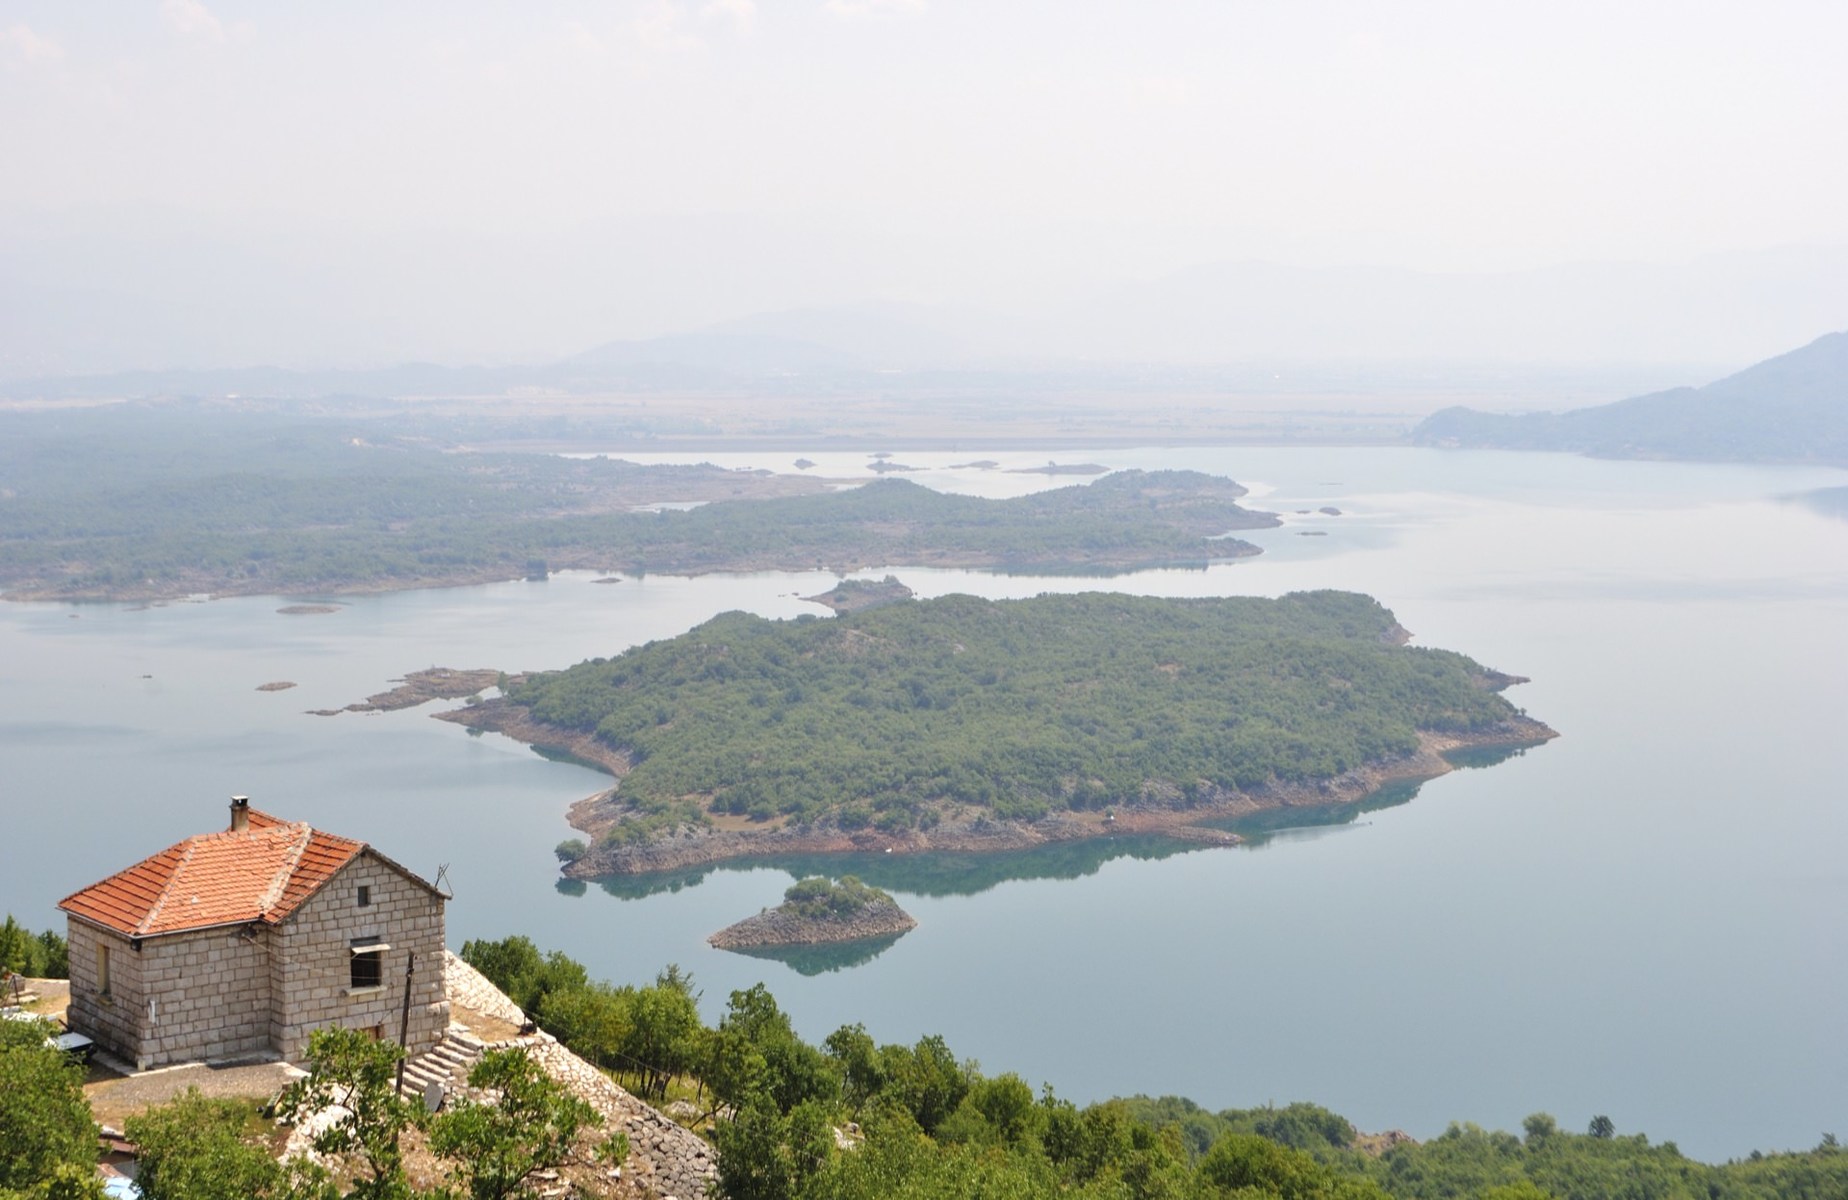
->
3, 1, 1845, 376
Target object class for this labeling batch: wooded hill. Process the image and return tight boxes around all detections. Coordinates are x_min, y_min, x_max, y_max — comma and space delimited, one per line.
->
504, 590, 1538, 846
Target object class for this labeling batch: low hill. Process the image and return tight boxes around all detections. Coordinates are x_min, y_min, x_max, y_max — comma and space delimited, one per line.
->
1412, 331, 1848, 463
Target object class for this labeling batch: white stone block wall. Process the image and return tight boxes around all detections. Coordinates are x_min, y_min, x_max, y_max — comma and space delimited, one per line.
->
65, 920, 145, 1065
134, 927, 274, 1068
271, 853, 449, 1062
67, 918, 274, 1070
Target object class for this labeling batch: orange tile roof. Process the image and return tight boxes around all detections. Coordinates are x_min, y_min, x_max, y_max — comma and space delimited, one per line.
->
59, 808, 368, 938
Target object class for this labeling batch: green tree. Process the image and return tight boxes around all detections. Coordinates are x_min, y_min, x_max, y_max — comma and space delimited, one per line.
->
621, 978, 702, 1101
878, 1035, 968, 1135
1196, 1132, 1387, 1200
426, 1048, 604, 1200
276, 1026, 420, 1200
1480, 1184, 1558, 1200
0, 918, 65, 981
715, 985, 836, 1116
126, 1089, 333, 1200
34, 933, 67, 981
1587, 1114, 1615, 1139
535, 983, 631, 1073
712, 1095, 834, 1200
0, 1162, 108, 1200
821, 1025, 884, 1112
460, 937, 594, 1015
0, 1016, 97, 1195
460, 935, 544, 995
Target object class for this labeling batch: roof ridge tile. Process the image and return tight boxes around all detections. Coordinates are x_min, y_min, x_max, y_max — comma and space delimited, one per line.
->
257, 823, 315, 919
136, 838, 196, 936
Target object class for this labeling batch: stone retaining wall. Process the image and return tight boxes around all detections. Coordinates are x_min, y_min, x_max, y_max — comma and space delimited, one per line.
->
524, 1034, 716, 1200
442, 950, 528, 1026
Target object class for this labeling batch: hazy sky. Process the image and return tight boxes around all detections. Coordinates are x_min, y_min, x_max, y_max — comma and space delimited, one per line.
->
3, 1, 1845, 367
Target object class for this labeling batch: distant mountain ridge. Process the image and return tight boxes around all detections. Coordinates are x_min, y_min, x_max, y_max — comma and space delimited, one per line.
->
7, 246, 1846, 392
1412, 331, 1848, 464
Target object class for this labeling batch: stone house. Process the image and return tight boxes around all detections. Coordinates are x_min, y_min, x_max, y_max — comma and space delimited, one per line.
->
58, 798, 450, 1070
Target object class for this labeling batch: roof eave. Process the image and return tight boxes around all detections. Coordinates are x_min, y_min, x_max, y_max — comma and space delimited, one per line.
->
61, 911, 267, 941
272, 845, 446, 925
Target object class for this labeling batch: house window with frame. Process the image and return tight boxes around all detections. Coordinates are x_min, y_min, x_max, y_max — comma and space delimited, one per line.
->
349, 940, 388, 991
98, 944, 111, 996
357, 886, 371, 908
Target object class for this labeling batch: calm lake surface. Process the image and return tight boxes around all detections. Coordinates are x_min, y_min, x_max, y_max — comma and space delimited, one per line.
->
4, 446, 1846, 1160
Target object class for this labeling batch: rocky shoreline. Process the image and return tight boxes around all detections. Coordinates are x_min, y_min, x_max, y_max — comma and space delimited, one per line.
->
439, 698, 1554, 879
435, 697, 633, 777
709, 896, 918, 950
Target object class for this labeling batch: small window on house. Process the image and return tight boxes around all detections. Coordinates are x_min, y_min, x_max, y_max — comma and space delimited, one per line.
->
350, 949, 383, 990
357, 886, 371, 908
349, 939, 389, 991
98, 944, 111, 996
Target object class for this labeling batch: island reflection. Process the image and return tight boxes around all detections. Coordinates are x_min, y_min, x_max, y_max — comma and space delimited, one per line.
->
574, 767, 1530, 904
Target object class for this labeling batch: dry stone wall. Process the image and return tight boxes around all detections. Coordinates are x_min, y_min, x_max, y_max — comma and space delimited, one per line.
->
437, 956, 715, 1199
442, 950, 527, 1025
525, 1035, 716, 1200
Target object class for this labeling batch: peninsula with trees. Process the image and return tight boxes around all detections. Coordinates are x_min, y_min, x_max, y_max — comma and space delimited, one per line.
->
441, 589, 1555, 878
0, 400, 1278, 599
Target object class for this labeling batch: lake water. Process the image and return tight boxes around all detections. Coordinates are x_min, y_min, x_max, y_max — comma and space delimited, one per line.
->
4, 446, 1846, 1161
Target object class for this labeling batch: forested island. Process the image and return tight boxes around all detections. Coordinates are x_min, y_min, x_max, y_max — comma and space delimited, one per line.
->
708, 876, 918, 950
0, 404, 1276, 599
441, 590, 1554, 877
801, 575, 914, 613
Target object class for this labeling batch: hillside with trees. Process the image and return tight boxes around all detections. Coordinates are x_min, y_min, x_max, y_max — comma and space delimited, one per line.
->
449, 936, 1848, 1200
5, 936, 1841, 1197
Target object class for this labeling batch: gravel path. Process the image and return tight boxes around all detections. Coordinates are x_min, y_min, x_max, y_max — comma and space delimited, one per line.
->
86, 1061, 303, 1129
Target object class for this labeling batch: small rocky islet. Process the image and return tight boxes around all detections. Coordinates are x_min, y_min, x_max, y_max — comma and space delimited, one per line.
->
709, 876, 917, 951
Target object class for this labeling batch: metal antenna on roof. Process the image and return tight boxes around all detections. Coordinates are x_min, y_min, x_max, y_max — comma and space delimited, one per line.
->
432, 863, 453, 900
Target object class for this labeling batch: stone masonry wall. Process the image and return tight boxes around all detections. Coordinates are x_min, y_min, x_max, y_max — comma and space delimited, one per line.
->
133, 926, 273, 1068
64, 919, 144, 1066
66, 918, 273, 1070
272, 852, 448, 1061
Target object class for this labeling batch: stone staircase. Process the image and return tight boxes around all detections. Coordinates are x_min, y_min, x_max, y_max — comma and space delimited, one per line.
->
398, 1025, 488, 1101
